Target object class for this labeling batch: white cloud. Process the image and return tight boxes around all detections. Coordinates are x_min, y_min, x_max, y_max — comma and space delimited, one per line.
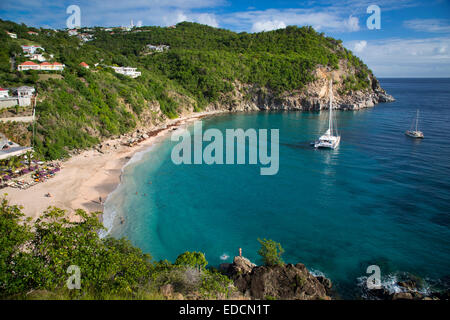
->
345, 16, 360, 32
222, 8, 364, 33
353, 40, 367, 53
251, 20, 286, 32
345, 37, 450, 77
196, 13, 219, 28
162, 11, 188, 26
403, 19, 450, 33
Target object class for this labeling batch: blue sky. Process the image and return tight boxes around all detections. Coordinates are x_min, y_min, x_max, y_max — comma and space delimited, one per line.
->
1, 0, 449, 77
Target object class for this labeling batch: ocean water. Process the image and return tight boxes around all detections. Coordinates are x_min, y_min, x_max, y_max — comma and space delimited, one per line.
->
106, 78, 450, 298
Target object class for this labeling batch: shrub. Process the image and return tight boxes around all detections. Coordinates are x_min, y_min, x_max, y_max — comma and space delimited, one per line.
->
257, 238, 285, 267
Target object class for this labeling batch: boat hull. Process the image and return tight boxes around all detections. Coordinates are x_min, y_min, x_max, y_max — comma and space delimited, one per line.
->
314, 136, 341, 149
405, 130, 424, 139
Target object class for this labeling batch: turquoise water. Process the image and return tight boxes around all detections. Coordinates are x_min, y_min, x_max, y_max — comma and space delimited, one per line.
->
106, 78, 450, 297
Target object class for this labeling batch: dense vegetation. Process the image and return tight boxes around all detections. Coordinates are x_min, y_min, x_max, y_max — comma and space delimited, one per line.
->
0, 198, 234, 299
0, 19, 372, 160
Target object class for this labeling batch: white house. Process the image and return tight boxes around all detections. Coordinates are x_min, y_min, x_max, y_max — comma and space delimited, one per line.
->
111, 66, 141, 78
21, 45, 45, 55
29, 53, 46, 62
79, 33, 94, 42
17, 86, 35, 107
16, 86, 35, 98
147, 44, 170, 52
0, 88, 9, 99
6, 31, 17, 39
68, 29, 78, 36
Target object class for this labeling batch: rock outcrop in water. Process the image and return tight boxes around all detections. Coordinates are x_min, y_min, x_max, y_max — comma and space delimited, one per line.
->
223, 256, 332, 300
362, 273, 450, 300
206, 63, 394, 113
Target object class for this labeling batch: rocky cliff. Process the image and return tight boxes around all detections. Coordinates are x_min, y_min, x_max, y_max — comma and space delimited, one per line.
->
222, 256, 333, 300
206, 63, 394, 113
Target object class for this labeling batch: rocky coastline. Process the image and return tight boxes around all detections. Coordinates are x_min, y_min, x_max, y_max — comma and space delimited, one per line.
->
220, 256, 333, 300
206, 66, 395, 113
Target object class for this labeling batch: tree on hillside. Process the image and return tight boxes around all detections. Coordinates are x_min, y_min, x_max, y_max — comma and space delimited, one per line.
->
257, 238, 285, 267
175, 251, 208, 270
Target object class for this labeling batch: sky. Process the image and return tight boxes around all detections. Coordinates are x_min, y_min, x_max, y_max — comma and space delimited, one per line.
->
0, 0, 449, 77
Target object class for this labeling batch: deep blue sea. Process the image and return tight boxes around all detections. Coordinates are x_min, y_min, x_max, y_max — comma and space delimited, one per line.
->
106, 78, 450, 298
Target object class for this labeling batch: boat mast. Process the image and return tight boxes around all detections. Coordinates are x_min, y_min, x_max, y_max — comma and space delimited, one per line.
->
415, 109, 419, 131
329, 79, 333, 134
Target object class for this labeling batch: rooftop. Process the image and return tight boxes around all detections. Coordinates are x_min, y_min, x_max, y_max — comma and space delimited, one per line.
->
19, 61, 39, 66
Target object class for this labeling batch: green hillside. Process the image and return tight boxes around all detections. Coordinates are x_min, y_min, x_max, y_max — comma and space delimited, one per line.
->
0, 19, 372, 160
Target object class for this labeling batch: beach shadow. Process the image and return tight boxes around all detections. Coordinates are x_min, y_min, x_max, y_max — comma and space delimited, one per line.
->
83, 201, 103, 212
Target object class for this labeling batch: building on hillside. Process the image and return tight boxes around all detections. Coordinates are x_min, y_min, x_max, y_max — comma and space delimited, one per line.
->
78, 33, 94, 42
29, 53, 46, 62
17, 61, 40, 71
6, 31, 17, 38
0, 86, 35, 108
15, 86, 35, 107
0, 88, 9, 99
146, 44, 170, 52
79, 62, 89, 69
39, 62, 65, 71
21, 45, 45, 55
68, 29, 78, 36
27, 31, 38, 35
16, 86, 35, 98
111, 66, 141, 78
18, 61, 65, 71
0, 135, 32, 160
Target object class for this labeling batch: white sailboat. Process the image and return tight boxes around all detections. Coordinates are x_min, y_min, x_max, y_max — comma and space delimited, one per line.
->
314, 80, 341, 149
405, 109, 424, 138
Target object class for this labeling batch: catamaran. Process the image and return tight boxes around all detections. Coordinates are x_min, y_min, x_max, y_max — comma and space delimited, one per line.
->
405, 109, 424, 139
314, 80, 341, 149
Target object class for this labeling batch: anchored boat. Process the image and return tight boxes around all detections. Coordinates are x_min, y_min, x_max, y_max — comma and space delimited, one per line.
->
314, 80, 341, 149
405, 109, 424, 139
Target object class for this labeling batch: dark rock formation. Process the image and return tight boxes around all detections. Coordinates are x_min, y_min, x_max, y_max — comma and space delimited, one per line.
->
363, 273, 449, 300
225, 256, 331, 300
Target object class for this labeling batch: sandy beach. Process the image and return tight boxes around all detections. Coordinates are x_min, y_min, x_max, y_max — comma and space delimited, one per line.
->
3, 110, 224, 220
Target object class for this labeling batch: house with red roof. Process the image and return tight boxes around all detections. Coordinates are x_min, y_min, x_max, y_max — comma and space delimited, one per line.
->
79, 62, 89, 69
18, 61, 65, 71
0, 88, 9, 99
51, 62, 65, 71
18, 61, 40, 71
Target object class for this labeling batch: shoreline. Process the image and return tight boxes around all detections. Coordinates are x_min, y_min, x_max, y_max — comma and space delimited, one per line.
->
4, 110, 225, 221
